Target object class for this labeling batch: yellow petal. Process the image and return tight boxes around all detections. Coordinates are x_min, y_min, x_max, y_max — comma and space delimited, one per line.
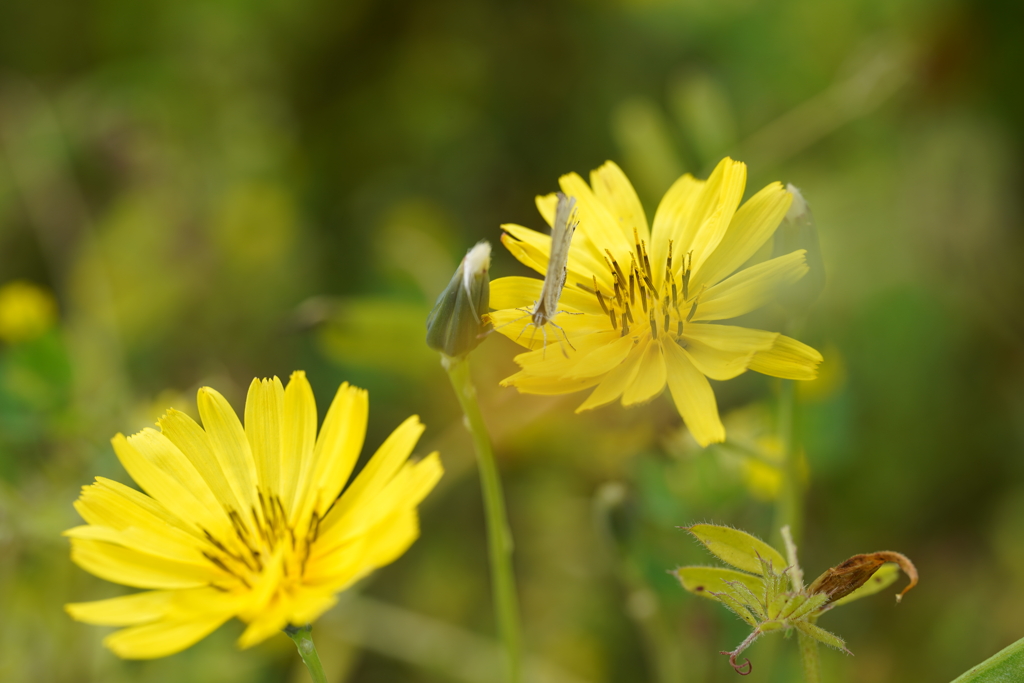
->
576, 337, 648, 411
280, 371, 317, 515
500, 225, 609, 290
74, 477, 201, 543
237, 604, 292, 650
687, 158, 747, 275
308, 509, 420, 591
490, 276, 603, 315
69, 538, 222, 589
293, 383, 368, 526
104, 614, 232, 659
535, 192, 558, 226
558, 171, 634, 263
64, 525, 204, 564
676, 320, 783, 394
157, 409, 243, 517
111, 433, 230, 539
288, 591, 340, 626
66, 591, 175, 626
692, 181, 792, 290
197, 387, 259, 524
244, 376, 285, 498
749, 334, 823, 380
589, 160, 649, 243
317, 452, 441, 551
663, 340, 725, 446
326, 416, 424, 524
564, 332, 638, 380
649, 173, 703, 287
693, 250, 808, 321
500, 370, 603, 395
490, 307, 608, 352
621, 338, 667, 405
682, 322, 778, 353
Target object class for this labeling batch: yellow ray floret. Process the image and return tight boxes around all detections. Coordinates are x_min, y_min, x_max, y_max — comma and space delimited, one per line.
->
492, 158, 823, 446
65, 371, 443, 658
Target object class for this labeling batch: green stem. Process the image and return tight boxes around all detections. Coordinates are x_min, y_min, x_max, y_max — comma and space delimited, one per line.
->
285, 624, 328, 683
773, 377, 822, 681
798, 632, 822, 683
443, 355, 522, 683
773, 378, 802, 543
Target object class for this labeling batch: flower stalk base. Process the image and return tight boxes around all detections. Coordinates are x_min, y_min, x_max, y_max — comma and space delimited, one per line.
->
285, 624, 328, 683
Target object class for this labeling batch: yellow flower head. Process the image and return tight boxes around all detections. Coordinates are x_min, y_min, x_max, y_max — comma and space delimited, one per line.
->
491, 158, 822, 446
65, 372, 442, 658
0, 280, 58, 343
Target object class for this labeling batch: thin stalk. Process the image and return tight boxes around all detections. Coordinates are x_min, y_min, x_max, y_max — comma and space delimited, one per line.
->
798, 632, 822, 683
773, 378, 801, 543
773, 376, 822, 681
443, 355, 522, 683
285, 624, 328, 683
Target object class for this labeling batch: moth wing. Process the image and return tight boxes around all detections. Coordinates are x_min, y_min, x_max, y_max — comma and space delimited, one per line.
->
538, 193, 577, 317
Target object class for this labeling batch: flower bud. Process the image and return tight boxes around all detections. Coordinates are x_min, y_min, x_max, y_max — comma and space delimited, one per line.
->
773, 184, 825, 315
426, 241, 492, 358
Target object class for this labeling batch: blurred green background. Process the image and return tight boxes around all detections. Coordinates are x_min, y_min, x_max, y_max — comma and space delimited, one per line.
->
1, 0, 1023, 681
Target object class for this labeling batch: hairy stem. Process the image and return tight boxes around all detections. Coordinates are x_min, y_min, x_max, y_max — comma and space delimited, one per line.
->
443, 355, 522, 683
798, 632, 822, 683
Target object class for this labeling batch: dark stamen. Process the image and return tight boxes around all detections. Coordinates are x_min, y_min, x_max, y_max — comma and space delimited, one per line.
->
594, 276, 609, 314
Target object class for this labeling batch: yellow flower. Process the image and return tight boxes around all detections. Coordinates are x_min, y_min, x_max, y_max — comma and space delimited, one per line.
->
491, 158, 822, 446
65, 371, 442, 658
0, 280, 57, 343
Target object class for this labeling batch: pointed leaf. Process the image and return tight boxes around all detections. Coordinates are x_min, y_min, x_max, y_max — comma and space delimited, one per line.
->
950, 635, 1024, 683
686, 524, 787, 576
789, 592, 830, 620
712, 591, 760, 627
778, 593, 808, 620
831, 562, 901, 607
675, 566, 763, 601
794, 621, 851, 654
724, 581, 767, 620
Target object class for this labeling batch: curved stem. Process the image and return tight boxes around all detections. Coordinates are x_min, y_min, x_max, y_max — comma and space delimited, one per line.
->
443, 355, 522, 683
285, 624, 328, 683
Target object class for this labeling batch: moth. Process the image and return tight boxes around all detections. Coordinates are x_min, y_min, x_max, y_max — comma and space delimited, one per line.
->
516, 192, 579, 352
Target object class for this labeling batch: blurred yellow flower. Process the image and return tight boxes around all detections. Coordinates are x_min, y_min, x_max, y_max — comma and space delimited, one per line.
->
0, 280, 58, 343
491, 158, 822, 446
65, 371, 442, 659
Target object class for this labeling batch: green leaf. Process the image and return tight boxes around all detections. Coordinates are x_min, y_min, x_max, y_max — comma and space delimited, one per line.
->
715, 591, 760, 627
794, 621, 851, 654
686, 524, 788, 576
950, 636, 1024, 683
675, 566, 764, 601
789, 592, 830, 620
831, 562, 900, 607
723, 581, 766, 620
778, 593, 808, 620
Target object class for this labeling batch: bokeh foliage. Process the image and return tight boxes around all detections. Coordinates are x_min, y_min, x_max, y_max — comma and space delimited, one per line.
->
1, 0, 1023, 681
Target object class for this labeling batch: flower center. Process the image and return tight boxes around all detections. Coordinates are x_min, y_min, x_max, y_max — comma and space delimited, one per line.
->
584, 231, 702, 341
199, 491, 323, 590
